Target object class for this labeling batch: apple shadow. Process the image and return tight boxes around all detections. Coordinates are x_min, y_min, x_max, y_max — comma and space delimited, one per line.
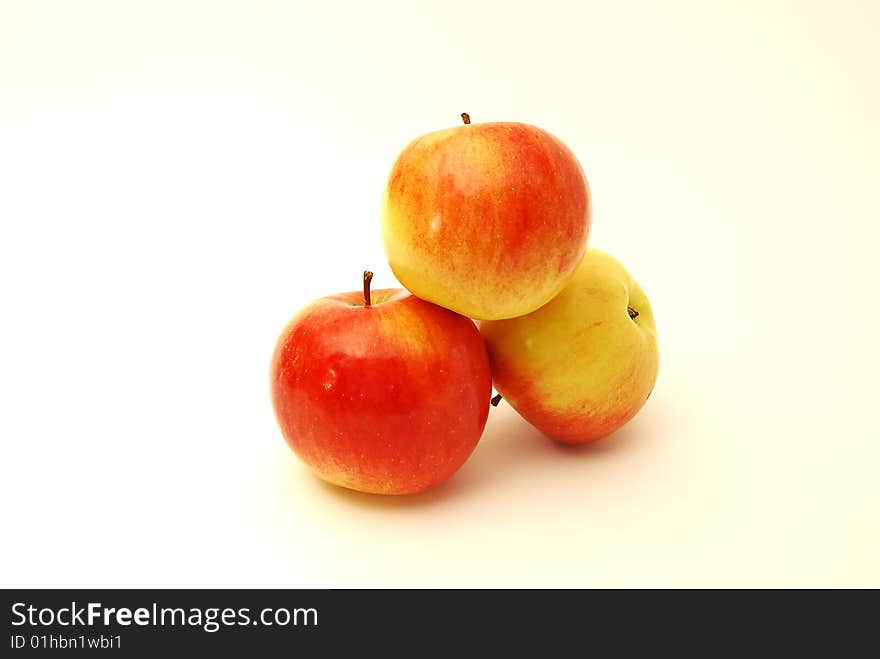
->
309, 469, 468, 510
307, 395, 668, 511
448, 404, 647, 494
301, 406, 543, 511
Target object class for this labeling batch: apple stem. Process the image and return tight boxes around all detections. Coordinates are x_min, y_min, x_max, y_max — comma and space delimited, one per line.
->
628, 306, 639, 320
363, 270, 374, 307
461, 112, 471, 125
491, 394, 503, 407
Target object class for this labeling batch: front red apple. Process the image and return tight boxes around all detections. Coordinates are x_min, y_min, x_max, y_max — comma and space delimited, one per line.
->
270, 274, 492, 495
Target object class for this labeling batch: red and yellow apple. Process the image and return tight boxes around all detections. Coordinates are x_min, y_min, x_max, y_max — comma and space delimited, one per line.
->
381, 116, 591, 320
270, 273, 492, 494
479, 249, 658, 444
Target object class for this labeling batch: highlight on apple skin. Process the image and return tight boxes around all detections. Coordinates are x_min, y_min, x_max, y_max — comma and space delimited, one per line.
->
381, 116, 591, 321
270, 273, 493, 495
479, 249, 659, 444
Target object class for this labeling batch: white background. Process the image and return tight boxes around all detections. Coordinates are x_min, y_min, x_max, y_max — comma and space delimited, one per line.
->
1, 0, 878, 587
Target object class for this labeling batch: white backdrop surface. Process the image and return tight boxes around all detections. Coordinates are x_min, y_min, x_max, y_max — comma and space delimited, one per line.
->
1, 0, 878, 587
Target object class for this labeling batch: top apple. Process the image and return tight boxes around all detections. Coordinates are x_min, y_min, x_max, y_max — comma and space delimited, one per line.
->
381, 116, 591, 320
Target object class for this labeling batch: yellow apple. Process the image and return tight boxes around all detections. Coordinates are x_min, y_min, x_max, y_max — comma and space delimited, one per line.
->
381, 117, 591, 320
479, 248, 658, 444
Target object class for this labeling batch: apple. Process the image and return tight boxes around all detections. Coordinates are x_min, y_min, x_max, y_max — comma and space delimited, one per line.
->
270, 272, 492, 494
479, 249, 658, 444
381, 114, 591, 321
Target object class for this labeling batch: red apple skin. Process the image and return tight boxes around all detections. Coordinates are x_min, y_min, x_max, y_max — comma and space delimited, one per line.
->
270, 288, 492, 495
382, 121, 591, 321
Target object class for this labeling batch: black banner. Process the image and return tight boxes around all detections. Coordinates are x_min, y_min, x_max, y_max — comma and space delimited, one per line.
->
1, 589, 870, 654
